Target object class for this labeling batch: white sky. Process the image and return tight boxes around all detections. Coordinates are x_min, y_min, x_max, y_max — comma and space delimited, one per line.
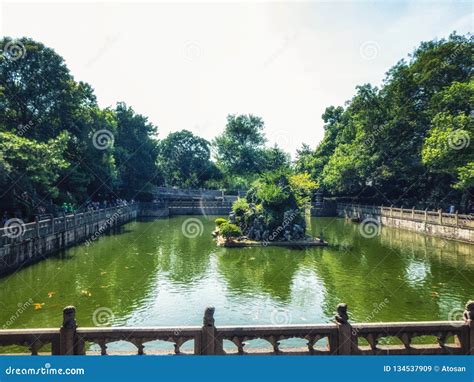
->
1, 1, 472, 157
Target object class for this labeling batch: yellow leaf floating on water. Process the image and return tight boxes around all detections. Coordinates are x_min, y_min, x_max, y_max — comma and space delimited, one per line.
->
80, 290, 92, 297
431, 291, 439, 298
48, 292, 56, 298
34, 303, 44, 310
100, 285, 109, 288
100, 271, 107, 276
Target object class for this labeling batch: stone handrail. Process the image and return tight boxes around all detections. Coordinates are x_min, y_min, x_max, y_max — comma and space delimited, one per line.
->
1, 302, 472, 355
337, 203, 474, 229
0, 204, 139, 247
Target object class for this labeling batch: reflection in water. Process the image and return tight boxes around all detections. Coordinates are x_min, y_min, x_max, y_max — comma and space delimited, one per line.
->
0, 216, 472, 341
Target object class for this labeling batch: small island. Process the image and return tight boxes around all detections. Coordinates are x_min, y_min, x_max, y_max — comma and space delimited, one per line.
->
213, 171, 327, 248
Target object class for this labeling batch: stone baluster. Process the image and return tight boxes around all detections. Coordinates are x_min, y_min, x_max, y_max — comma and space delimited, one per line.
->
201, 307, 217, 355
335, 303, 353, 355
35, 216, 40, 238
464, 300, 474, 354
60, 306, 77, 355
438, 209, 442, 224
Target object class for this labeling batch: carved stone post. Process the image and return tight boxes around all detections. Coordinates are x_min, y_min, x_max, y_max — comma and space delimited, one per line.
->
335, 303, 353, 355
35, 216, 40, 238
455, 211, 459, 227
438, 209, 442, 224
424, 208, 428, 222
464, 300, 474, 354
60, 306, 77, 355
201, 307, 217, 355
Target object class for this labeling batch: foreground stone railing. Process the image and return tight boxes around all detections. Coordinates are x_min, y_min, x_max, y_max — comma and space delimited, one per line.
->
1, 302, 472, 355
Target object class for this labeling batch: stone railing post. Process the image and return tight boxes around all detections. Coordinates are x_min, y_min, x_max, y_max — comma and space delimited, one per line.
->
438, 209, 442, 224
424, 208, 428, 222
455, 211, 459, 227
335, 303, 353, 355
464, 300, 474, 354
60, 306, 77, 355
390, 205, 393, 218
201, 307, 217, 355
412, 207, 415, 220
35, 216, 40, 238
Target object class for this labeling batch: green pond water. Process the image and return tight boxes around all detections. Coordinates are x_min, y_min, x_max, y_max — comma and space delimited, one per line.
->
0, 216, 473, 352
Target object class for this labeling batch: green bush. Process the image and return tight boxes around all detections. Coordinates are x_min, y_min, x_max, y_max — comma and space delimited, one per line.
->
232, 197, 250, 217
215, 218, 228, 227
219, 223, 242, 238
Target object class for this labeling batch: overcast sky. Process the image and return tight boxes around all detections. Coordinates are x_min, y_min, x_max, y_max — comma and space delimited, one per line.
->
1, 1, 472, 157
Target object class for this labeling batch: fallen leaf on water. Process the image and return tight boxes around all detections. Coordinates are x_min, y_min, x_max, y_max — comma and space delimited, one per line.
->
80, 290, 92, 297
431, 291, 439, 298
100, 271, 107, 276
100, 285, 109, 288
47, 292, 56, 298
34, 303, 44, 310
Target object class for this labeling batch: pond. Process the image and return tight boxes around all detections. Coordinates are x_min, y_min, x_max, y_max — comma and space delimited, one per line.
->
0, 216, 473, 352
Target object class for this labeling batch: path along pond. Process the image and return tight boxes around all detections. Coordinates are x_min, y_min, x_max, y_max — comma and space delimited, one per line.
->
1, 216, 473, 352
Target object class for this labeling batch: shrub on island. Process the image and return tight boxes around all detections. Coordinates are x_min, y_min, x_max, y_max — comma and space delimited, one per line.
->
224, 170, 317, 242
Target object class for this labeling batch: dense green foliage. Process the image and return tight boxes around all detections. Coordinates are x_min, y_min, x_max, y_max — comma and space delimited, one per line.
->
226, 171, 317, 241
1, 33, 471, 217
219, 222, 242, 238
296, 33, 473, 209
157, 130, 219, 188
214, 218, 228, 227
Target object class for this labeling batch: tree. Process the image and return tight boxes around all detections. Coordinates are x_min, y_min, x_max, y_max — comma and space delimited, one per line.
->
0, 131, 69, 214
114, 103, 161, 198
213, 114, 267, 179
157, 130, 218, 188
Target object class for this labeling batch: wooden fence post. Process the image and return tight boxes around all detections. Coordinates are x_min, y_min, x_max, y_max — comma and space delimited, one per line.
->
60, 306, 77, 355
201, 307, 217, 355
335, 303, 353, 355
464, 300, 474, 354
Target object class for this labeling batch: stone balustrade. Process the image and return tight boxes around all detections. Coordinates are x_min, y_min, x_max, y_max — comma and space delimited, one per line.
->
337, 203, 474, 242
1, 302, 472, 355
0, 205, 139, 275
